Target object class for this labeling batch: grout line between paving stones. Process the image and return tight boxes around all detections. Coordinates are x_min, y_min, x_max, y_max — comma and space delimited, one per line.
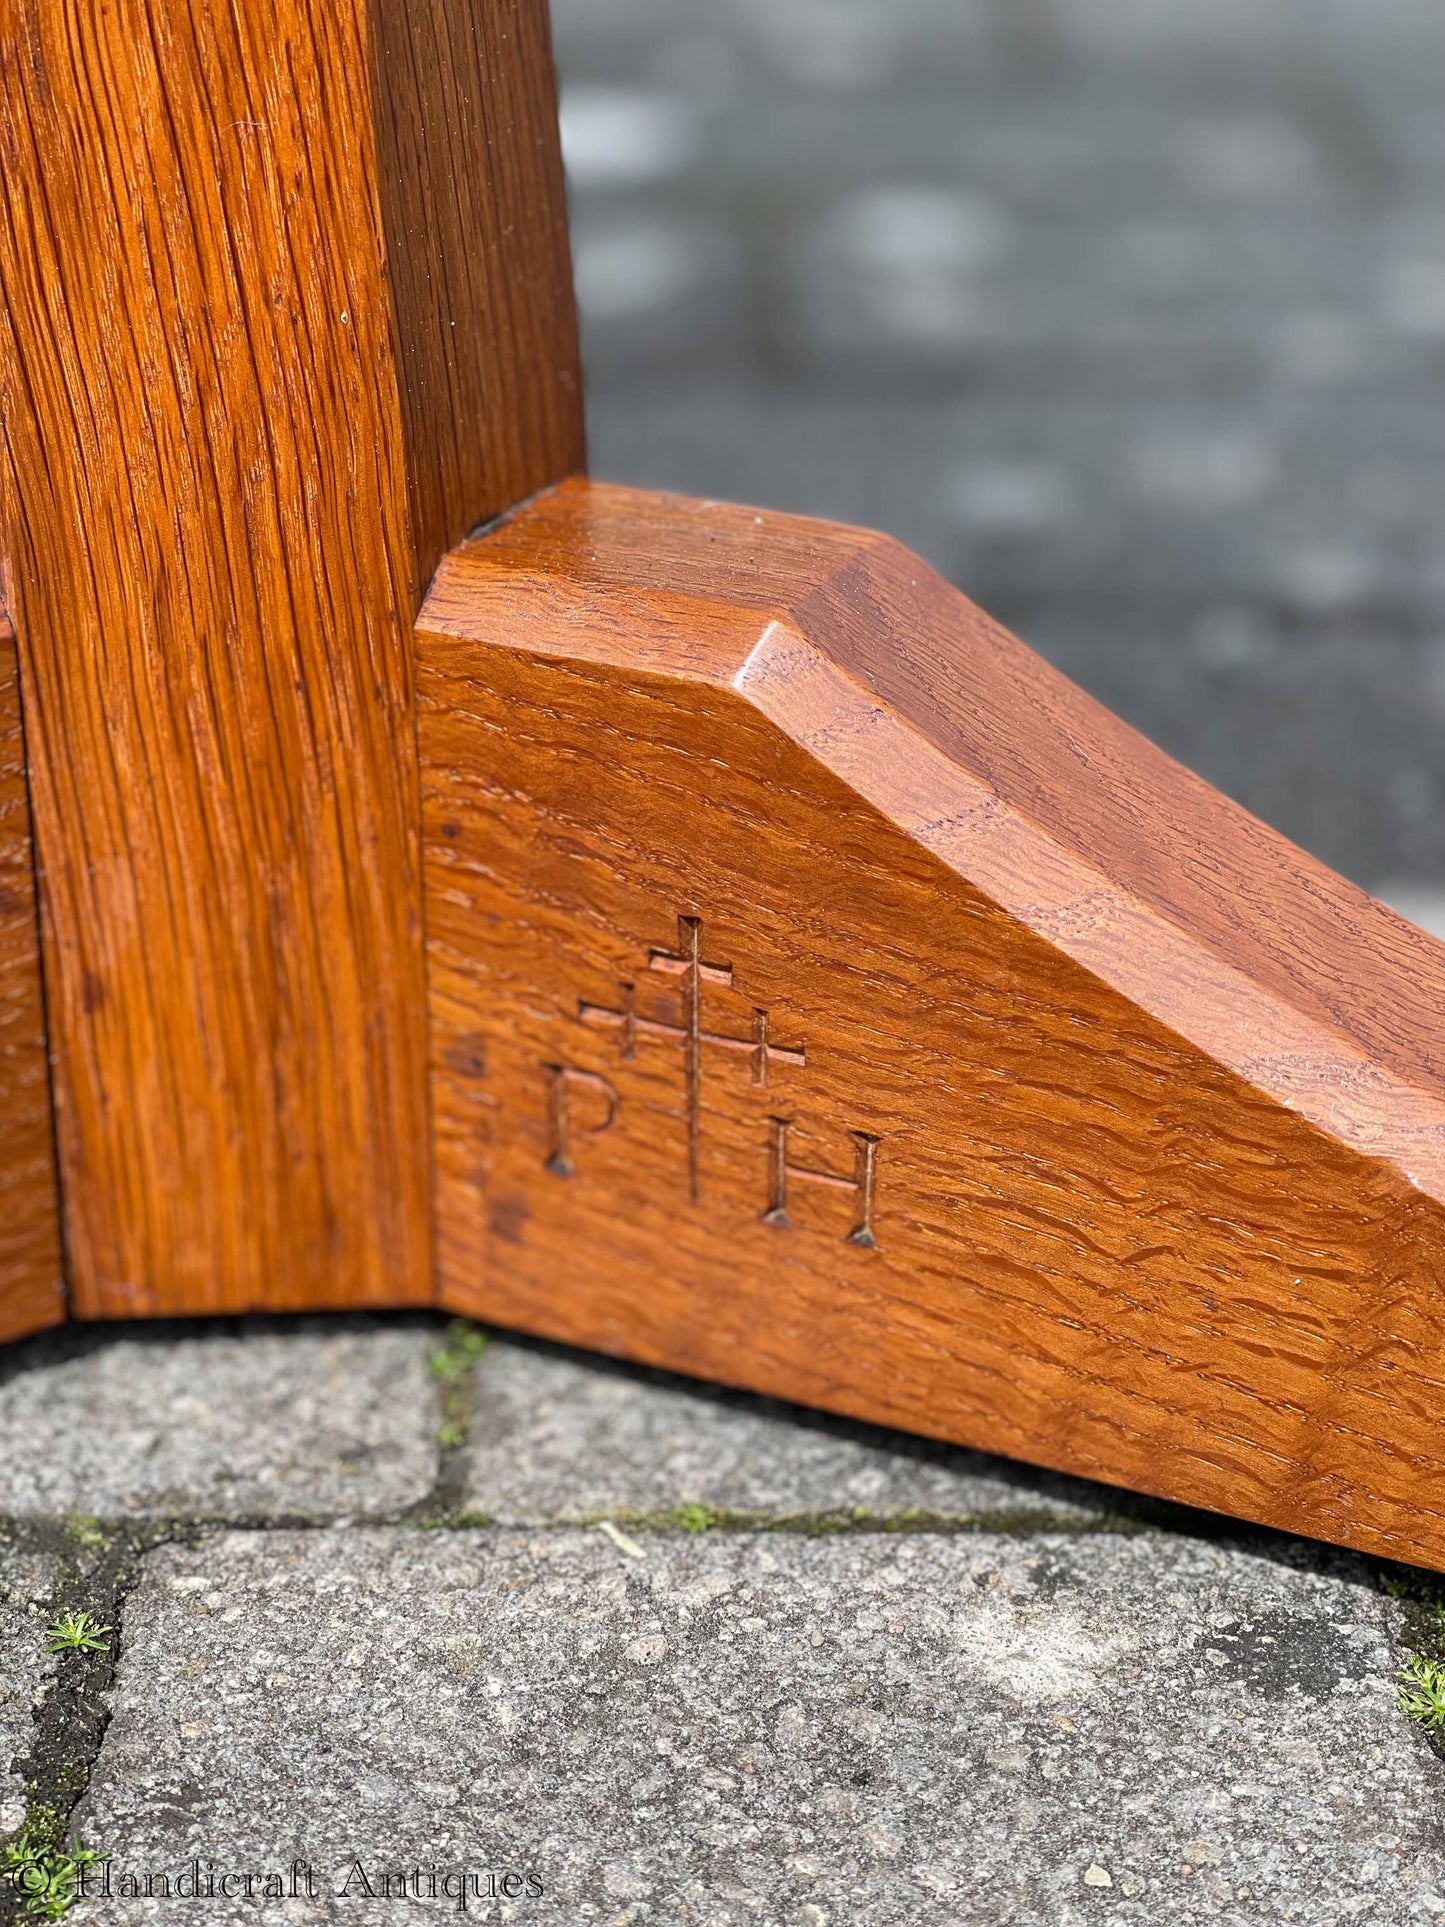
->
0, 1317, 492, 1918
0, 1505, 1164, 1544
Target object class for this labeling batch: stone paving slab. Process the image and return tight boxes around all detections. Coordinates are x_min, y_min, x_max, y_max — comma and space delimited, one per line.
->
0, 1547, 57, 1837
75, 1526, 1444, 1924
0, 1320, 442, 1521
467, 1338, 1117, 1526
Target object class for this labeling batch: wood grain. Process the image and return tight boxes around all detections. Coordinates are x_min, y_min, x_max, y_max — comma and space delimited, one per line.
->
0, 603, 64, 1342
419, 478, 1445, 1573
368, 0, 584, 593
0, 0, 582, 1317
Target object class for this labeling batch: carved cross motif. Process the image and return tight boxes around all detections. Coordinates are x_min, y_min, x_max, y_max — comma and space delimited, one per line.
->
579, 916, 805, 1201
550, 913, 881, 1244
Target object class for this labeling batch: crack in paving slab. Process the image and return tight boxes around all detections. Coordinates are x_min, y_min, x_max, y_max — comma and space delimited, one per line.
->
0, 1526, 177, 1927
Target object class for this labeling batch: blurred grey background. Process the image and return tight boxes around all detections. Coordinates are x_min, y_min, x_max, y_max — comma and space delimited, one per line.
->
549, 0, 1444, 922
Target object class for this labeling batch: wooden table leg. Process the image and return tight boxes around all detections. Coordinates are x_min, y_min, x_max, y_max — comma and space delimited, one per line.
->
0, 0, 582, 1318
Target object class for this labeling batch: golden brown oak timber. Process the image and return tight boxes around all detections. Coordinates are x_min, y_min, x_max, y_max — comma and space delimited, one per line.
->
419, 478, 1445, 1574
0, 0, 583, 1316
0, 603, 64, 1341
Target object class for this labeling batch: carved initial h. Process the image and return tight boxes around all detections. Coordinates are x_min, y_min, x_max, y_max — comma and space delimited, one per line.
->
764, 1118, 880, 1248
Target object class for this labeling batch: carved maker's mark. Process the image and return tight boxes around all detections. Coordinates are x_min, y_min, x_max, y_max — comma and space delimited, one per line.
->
545, 915, 881, 1247
543, 1065, 618, 1179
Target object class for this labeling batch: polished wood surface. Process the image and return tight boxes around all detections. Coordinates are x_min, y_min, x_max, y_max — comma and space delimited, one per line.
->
419, 478, 1445, 1572
0, 607, 64, 1342
0, 0, 582, 1316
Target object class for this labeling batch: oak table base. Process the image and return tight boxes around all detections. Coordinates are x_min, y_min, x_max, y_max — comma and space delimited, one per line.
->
419, 480, 1445, 1576
7, 452, 1445, 1572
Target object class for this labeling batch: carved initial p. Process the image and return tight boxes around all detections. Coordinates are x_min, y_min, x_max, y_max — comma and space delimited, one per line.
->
544, 1065, 619, 1178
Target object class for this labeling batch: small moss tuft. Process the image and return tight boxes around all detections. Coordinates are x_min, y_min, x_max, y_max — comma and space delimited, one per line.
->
1398, 1652, 1445, 1732
428, 1321, 489, 1381
60, 1518, 105, 1554
673, 1503, 718, 1535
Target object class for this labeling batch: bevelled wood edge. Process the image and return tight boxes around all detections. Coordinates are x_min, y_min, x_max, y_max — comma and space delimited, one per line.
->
427, 477, 1445, 1213
0, 602, 65, 1342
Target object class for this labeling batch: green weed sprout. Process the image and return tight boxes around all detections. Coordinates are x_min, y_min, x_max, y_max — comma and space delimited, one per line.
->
43, 1610, 113, 1656
2, 1832, 101, 1919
